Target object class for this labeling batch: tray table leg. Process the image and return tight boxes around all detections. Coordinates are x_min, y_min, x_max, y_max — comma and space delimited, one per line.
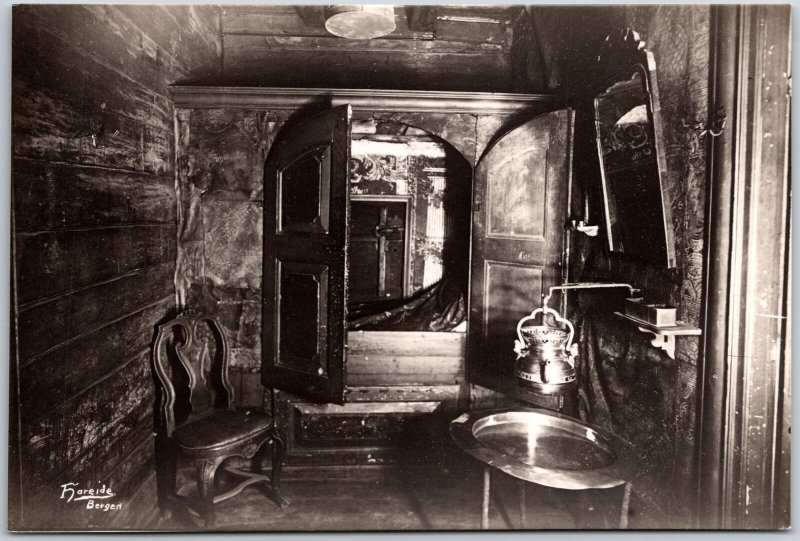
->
619, 482, 632, 529
481, 467, 491, 529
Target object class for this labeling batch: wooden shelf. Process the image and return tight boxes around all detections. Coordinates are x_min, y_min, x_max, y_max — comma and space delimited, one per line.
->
614, 312, 701, 359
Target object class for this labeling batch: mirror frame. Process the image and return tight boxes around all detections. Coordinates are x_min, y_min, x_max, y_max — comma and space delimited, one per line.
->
592, 28, 676, 268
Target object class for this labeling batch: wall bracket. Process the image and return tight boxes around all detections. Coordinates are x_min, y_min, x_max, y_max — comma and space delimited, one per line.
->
614, 312, 701, 360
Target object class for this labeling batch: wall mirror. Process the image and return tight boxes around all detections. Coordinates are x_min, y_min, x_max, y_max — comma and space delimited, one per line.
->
593, 28, 676, 267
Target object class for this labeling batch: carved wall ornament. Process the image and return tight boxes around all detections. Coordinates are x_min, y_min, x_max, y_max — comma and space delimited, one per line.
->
682, 107, 727, 137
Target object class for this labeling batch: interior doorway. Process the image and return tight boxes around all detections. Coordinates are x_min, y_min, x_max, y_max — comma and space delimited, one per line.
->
347, 123, 473, 330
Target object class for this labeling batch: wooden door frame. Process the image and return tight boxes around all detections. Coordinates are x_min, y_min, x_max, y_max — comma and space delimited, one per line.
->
697, 4, 791, 529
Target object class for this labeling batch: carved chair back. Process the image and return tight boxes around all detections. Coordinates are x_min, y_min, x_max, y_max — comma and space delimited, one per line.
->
153, 312, 234, 437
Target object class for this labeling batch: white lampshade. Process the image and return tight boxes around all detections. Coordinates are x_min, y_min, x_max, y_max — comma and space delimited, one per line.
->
325, 5, 396, 39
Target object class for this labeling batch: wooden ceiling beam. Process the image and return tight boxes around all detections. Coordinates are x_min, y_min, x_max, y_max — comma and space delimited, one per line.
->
225, 34, 504, 55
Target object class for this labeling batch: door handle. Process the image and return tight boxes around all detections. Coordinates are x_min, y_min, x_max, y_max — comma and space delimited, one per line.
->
518, 251, 532, 262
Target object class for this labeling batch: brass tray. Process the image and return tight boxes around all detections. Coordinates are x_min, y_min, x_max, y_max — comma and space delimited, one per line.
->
450, 408, 636, 490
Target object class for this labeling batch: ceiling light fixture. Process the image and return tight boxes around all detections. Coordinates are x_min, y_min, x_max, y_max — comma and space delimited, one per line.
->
325, 5, 396, 39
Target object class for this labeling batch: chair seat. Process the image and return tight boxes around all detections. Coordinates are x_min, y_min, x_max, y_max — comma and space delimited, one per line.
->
173, 409, 272, 453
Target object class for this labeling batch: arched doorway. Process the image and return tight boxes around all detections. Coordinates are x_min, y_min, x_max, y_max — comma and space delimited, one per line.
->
347, 121, 473, 326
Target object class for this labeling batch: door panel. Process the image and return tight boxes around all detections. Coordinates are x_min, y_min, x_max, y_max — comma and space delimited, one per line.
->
468, 109, 574, 392
279, 146, 331, 233
484, 262, 544, 377
275, 261, 329, 377
262, 105, 351, 404
486, 145, 548, 239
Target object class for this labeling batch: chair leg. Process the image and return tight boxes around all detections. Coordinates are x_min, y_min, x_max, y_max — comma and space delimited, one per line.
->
269, 427, 289, 507
197, 459, 222, 528
155, 436, 178, 521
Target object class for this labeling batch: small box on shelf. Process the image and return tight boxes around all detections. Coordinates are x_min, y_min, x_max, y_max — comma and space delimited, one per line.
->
624, 297, 677, 327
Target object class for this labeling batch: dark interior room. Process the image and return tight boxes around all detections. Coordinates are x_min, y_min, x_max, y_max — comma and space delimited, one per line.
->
8, 3, 791, 532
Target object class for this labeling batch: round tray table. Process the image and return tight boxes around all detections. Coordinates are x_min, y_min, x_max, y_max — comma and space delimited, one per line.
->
450, 407, 638, 529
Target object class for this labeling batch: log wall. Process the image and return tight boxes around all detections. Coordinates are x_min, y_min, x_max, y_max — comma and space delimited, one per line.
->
10, 5, 221, 530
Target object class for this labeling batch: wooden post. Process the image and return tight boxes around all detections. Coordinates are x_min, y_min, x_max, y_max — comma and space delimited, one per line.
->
698, 6, 739, 527
699, 4, 792, 529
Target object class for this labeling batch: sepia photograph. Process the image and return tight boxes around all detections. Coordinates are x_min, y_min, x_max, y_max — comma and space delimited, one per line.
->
8, 3, 791, 532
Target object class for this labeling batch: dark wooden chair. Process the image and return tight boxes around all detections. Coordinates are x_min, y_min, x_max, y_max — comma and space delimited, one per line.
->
153, 311, 287, 528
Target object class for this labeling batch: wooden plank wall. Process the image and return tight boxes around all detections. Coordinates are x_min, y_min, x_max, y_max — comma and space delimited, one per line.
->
346, 331, 465, 387
10, 5, 221, 530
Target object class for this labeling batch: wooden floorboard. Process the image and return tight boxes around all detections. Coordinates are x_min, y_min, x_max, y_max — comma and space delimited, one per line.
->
146, 464, 663, 531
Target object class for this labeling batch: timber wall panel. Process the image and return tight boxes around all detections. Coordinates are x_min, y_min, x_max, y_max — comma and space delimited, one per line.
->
17, 261, 174, 360
12, 158, 176, 232
15, 225, 176, 305
18, 297, 174, 424
11, 4, 221, 530
222, 45, 511, 91
12, 16, 173, 174
22, 350, 154, 496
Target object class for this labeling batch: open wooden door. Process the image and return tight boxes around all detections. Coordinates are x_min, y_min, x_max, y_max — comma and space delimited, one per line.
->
468, 109, 574, 394
262, 105, 352, 404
